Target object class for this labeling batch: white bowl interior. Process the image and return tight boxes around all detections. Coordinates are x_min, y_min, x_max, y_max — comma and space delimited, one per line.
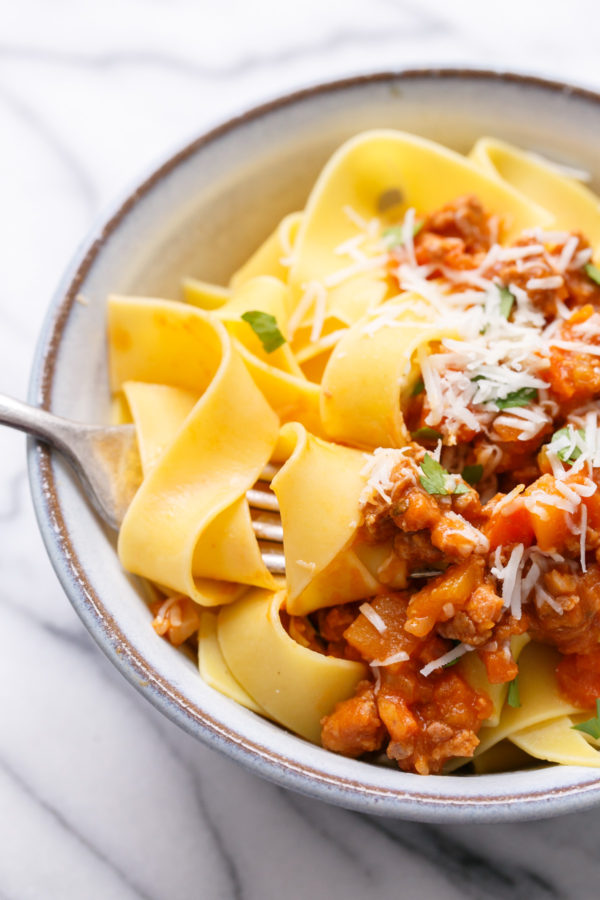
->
30, 72, 600, 821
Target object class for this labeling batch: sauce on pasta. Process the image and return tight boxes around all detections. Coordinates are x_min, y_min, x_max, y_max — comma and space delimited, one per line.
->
108, 131, 600, 774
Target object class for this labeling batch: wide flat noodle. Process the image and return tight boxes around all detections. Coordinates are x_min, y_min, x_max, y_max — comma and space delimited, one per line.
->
230, 212, 302, 288
122, 382, 198, 475
470, 137, 600, 251
510, 716, 600, 767
182, 278, 230, 310
198, 610, 266, 715
321, 296, 456, 449
475, 642, 581, 756
289, 129, 551, 323
457, 633, 530, 728
215, 275, 302, 376
218, 588, 366, 742
471, 740, 535, 775
271, 423, 372, 614
111, 296, 279, 601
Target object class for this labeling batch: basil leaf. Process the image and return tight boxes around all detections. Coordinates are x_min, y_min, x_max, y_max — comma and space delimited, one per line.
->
572, 699, 600, 740
462, 463, 484, 486
411, 426, 442, 442
453, 483, 471, 496
507, 676, 521, 708
411, 377, 425, 397
585, 263, 600, 286
241, 310, 286, 353
550, 425, 585, 463
419, 453, 449, 495
498, 285, 515, 319
418, 454, 467, 496
383, 220, 424, 248
494, 387, 538, 410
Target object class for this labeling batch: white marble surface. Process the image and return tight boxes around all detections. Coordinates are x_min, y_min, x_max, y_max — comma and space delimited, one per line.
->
3, 1, 600, 897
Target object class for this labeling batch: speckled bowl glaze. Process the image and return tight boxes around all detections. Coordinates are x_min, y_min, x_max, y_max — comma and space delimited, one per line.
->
28, 70, 600, 822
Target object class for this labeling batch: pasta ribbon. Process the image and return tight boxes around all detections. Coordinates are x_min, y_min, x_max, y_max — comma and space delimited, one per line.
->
271, 423, 371, 614
321, 296, 455, 449
218, 588, 367, 742
230, 212, 303, 288
510, 716, 600, 767
182, 279, 230, 310
475, 642, 582, 757
198, 610, 266, 715
458, 633, 530, 728
470, 137, 600, 250
290, 129, 551, 315
122, 382, 198, 475
111, 296, 280, 601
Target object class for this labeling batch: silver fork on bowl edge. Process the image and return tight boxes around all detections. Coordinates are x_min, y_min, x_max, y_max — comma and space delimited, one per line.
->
0, 394, 286, 574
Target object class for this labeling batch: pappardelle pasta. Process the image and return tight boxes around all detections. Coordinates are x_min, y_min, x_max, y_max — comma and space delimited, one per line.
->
108, 131, 600, 775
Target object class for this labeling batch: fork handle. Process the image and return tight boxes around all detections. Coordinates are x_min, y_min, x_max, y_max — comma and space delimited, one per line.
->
0, 393, 80, 458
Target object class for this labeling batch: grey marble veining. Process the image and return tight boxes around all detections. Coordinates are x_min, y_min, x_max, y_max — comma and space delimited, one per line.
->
2, 1, 600, 896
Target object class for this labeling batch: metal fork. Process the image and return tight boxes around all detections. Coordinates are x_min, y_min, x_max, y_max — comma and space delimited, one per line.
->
0, 394, 286, 573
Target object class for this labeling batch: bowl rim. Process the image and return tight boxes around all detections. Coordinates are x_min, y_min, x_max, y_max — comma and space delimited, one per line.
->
27, 67, 600, 822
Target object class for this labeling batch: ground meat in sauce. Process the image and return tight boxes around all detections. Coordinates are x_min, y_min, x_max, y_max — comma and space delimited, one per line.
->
527, 564, 600, 655
490, 236, 569, 319
320, 592, 493, 773
478, 612, 529, 684
556, 646, 600, 708
317, 201, 600, 773
360, 446, 485, 572
548, 305, 600, 402
412, 195, 494, 273
378, 666, 493, 774
321, 681, 386, 758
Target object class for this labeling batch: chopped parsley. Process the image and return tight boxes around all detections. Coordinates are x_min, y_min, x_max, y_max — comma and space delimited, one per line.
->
241, 310, 286, 353
507, 676, 521, 708
585, 263, 600, 286
549, 425, 585, 463
572, 699, 600, 740
382, 220, 424, 248
411, 377, 425, 397
411, 426, 442, 442
462, 463, 484, 486
498, 285, 515, 319
493, 387, 538, 410
419, 453, 469, 496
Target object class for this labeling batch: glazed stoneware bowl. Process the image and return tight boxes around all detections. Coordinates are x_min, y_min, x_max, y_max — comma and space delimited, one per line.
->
28, 69, 600, 823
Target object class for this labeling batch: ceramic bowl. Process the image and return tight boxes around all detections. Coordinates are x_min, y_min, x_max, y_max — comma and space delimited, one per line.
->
28, 69, 600, 823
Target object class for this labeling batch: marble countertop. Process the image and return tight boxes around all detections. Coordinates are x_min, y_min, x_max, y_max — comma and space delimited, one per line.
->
2, 1, 600, 897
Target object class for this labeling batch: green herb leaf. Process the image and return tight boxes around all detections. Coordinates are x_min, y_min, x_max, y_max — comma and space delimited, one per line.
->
572, 699, 600, 740
411, 426, 442, 442
419, 453, 449, 495
462, 463, 484, 486
418, 454, 467, 496
507, 676, 521, 708
411, 377, 425, 397
453, 483, 471, 495
241, 310, 286, 353
493, 387, 538, 410
585, 263, 600, 286
382, 220, 424, 248
550, 425, 585, 463
498, 285, 515, 319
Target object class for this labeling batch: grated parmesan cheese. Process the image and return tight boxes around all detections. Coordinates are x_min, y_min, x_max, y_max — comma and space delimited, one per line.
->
359, 602, 387, 635
420, 643, 472, 677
